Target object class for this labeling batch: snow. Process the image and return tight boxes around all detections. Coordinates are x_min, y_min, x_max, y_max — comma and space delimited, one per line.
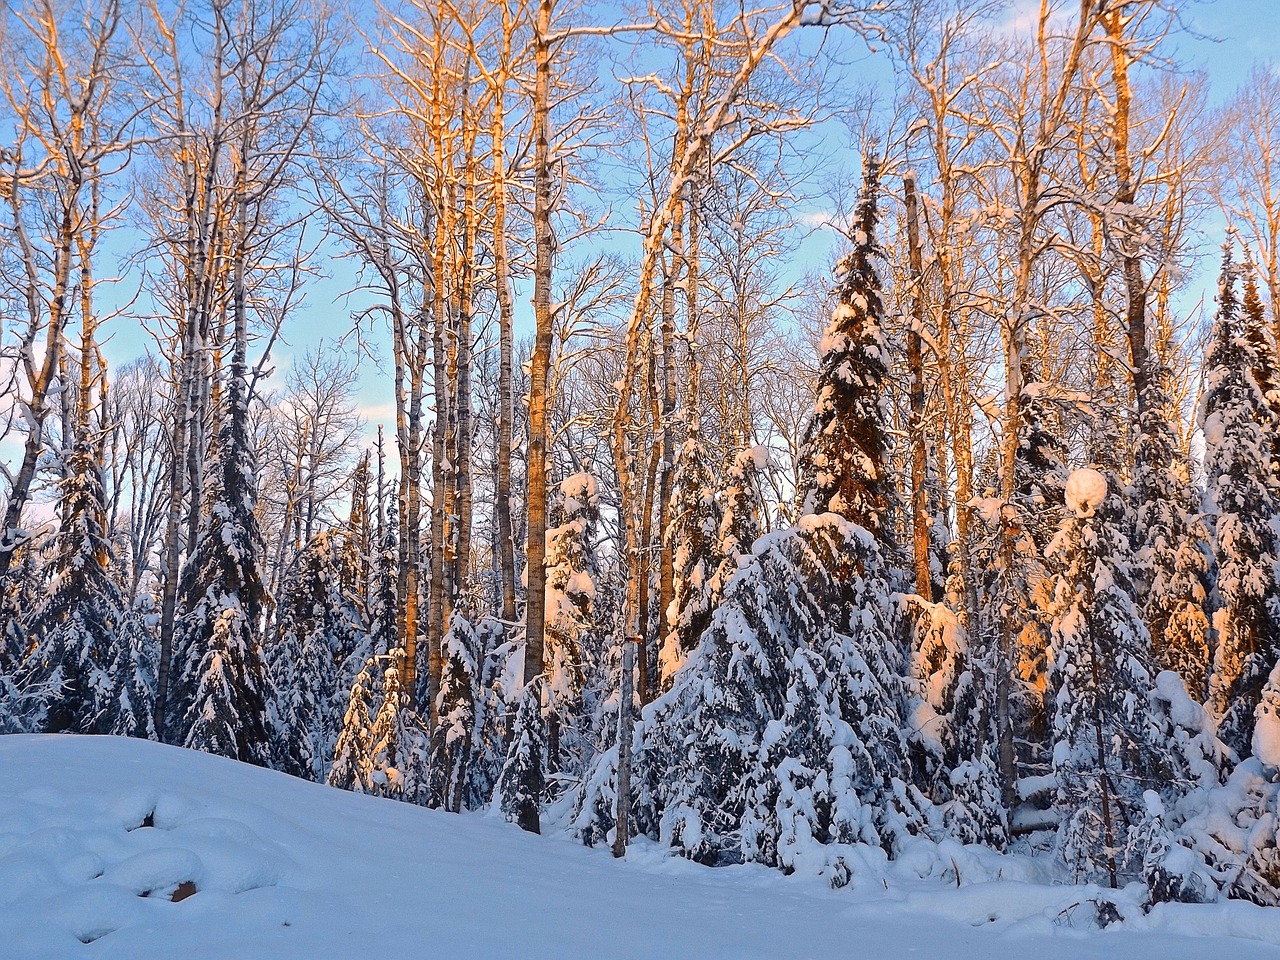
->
1065, 468, 1108, 517
1252, 663, 1280, 769
3, 735, 1280, 958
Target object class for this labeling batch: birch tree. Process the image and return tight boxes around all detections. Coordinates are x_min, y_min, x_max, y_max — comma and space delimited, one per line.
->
0, 0, 132, 582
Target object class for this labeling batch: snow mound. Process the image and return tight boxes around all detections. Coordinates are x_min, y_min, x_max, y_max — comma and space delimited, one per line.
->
1065, 467, 1109, 517
2, 735, 1280, 959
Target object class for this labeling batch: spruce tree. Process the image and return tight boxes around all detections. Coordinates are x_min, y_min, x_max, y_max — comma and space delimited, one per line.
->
0, 542, 41, 675
648, 516, 920, 877
268, 532, 366, 781
349, 452, 373, 598
708, 445, 765, 600
498, 473, 603, 820
499, 676, 548, 830
105, 603, 157, 740
903, 591, 1006, 847
367, 649, 430, 802
430, 608, 483, 811
167, 370, 270, 765
1131, 367, 1211, 696
16, 440, 133, 734
329, 647, 429, 801
1173, 670, 1278, 906
1243, 271, 1280, 490
464, 620, 518, 811
329, 654, 377, 793
658, 439, 723, 690
797, 155, 895, 540
1200, 248, 1280, 759
1046, 469, 1187, 887
369, 493, 400, 661
542, 471, 600, 779
1009, 386, 1069, 717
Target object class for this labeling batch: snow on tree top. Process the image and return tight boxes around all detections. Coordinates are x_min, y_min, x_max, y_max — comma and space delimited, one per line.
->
743, 445, 769, 470
559, 471, 598, 513
1064, 468, 1108, 517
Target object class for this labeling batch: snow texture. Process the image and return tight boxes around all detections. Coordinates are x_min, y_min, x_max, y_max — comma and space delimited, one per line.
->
1064, 468, 1108, 518
3, 735, 1280, 958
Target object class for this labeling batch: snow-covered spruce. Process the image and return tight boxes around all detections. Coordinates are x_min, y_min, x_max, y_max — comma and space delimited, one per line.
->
901, 591, 1006, 847
1011, 383, 1070, 728
635, 515, 925, 883
12, 440, 153, 738
330, 647, 429, 802
0, 541, 43, 683
268, 531, 368, 782
541, 471, 603, 784
709, 445, 766, 601
329, 653, 377, 793
1174, 708, 1280, 906
1242, 271, 1280, 491
167, 389, 271, 765
498, 676, 549, 831
1199, 248, 1280, 760
797, 155, 896, 541
658, 437, 724, 690
1130, 366, 1212, 697
368, 491, 399, 661
430, 610, 511, 811
1046, 468, 1213, 888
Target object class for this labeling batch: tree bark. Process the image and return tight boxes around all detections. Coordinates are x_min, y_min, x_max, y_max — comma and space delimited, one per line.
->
903, 172, 935, 601
518, 0, 556, 835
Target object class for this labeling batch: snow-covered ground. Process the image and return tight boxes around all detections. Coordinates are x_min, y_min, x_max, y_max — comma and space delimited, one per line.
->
2, 735, 1279, 959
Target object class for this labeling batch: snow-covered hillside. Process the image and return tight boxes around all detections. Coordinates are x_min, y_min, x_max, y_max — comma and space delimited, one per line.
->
2, 736, 1279, 959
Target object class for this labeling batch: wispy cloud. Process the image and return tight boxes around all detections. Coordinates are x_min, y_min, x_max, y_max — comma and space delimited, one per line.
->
992, 0, 1042, 39
798, 211, 836, 229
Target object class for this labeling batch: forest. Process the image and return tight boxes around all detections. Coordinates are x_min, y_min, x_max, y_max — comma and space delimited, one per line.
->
1, 0, 1280, 910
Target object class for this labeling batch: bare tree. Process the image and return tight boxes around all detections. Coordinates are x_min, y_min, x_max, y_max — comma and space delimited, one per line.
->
0, 0, 133, 580
1215, 64, 1280, 343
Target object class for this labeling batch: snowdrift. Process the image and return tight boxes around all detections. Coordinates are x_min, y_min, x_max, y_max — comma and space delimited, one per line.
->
1, 734, 1278, 959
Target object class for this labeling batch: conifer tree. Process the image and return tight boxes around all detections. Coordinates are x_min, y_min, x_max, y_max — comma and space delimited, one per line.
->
658, 439, 723, 690
903, 590, 1006, 847
1046, 469, 1186, 887
367, 649, 430, 802
269, 532, 366, 781
1200, 248, 1280, 758
499, 676, 549, 830
167, 372, 271, 765
648, 517, 920, 877
1009, 387, 1069, 707
16, 440, 133, 734
328, 646, 429, 800
430, 608, 484, 811
708, 445, 766, 600
464, 621, 518, 811
1243, 272, 1280, 488
329, 654, 377, 793
1173, 666, 1277, 905
496, 472, 604, 822
798, 155, 895, 540
0, 543, 42, 675
542, 471, 601, 782
349, 452, 373, 598
1131, 367, 1212, 696
105, 604, 157, 740
369, 486, 400, 661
